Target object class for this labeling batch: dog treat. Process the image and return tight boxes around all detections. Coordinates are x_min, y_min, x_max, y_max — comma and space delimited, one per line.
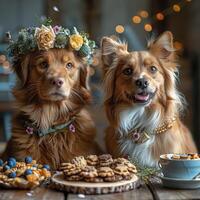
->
71, 156, 87, 169
180, 154, 191, 159
123, 174, 134, 180
84, 177, 104, 183
99, 154, 113, 167
170, 153, 200, 160
190, 153, 200, 159
86, 155, 99, 166
80, 166, 98, 178
104, 174, 123, 182
65, 175, 83, 181
59, 154, 137, 183
98, 167, 114, 177
0, 156, 51, 189
113, 158, 130, 165
60, 163, 75, 171
125, 162, 137, 173
171, 154, 181, 159
63, 165, 81, 177
113, 165, 130, 176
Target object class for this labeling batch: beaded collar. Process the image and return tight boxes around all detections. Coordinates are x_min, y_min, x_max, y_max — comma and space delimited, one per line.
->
126, 116, 177, 144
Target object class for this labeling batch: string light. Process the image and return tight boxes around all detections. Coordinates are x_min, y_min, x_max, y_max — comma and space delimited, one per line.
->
156, 12, 165, 21
173, 4, 181, 12
139, 10, 149, 18
115, 0, 192, 33
132, 16, 141, 24
144, 24, 152, 32
115, 25, 125, 33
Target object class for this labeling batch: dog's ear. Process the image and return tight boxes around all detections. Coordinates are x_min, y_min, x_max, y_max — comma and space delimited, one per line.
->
79, 65, 91, 103
13, 55, 30, 87
149, 31, 176, 61
101, 37, 127, 69
79, 65, 89, 90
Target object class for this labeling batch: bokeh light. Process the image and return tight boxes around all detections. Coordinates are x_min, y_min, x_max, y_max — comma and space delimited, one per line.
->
144, 24, 152, 32
139, 10, 149, 18
132, 16, 141, 24
156, 12, 165, 21
89, 67, 95, 76
0, 55, 6, 63
173, 4, 181, 12
115, 25, 125, 33
174, 41, 183, 50
92, 57, 99, 66
2, 61, 10, 68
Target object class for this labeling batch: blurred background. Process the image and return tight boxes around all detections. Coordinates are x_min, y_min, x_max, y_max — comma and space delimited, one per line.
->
0, 0, 199, 151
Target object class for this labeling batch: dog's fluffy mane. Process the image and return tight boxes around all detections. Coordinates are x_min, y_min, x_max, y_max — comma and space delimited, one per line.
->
101, 34, 184, 128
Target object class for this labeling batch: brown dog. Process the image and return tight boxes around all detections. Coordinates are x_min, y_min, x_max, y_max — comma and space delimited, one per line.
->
101, 31, 197, 167
3, 48, 99, 169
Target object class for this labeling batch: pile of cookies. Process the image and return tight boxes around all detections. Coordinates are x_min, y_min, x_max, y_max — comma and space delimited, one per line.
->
59, 154, 137, 183
171, 153, 200, 160
0, 156, 51, 189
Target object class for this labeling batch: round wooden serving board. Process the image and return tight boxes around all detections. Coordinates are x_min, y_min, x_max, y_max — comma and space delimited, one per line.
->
51, 173, 140, 195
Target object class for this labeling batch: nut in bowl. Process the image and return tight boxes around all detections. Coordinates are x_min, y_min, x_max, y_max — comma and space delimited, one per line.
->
159, 153, 200, 180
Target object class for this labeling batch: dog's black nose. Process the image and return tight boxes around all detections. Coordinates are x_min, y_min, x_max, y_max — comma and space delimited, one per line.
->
135, 78, 149, 89
51, 78, 64, 88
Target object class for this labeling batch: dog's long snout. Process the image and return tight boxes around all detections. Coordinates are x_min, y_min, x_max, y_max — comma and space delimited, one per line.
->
135, 78, 149, 89
51, 78, 64, 88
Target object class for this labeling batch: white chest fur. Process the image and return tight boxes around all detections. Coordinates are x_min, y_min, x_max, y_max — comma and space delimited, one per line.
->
118, 106, 160, 167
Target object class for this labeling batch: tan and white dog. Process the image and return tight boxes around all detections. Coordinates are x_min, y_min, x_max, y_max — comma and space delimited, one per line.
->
101, 31, 197, 167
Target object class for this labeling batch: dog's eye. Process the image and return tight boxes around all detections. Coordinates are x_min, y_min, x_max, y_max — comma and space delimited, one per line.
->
66, 62, 73, 69
149, 66, 157, 73
39, 61, 49, 69
123, 68, 133, 76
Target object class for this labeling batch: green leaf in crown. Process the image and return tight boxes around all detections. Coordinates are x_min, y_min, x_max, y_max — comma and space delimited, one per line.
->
55, 33, 68, 48
79, 44, 90, 57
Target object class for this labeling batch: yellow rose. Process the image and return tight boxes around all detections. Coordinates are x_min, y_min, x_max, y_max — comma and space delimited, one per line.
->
35, 25, 55, 50
69, 34, 84, 50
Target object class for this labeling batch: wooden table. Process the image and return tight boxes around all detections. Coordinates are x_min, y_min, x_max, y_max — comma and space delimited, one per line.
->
0, 180, 200, 200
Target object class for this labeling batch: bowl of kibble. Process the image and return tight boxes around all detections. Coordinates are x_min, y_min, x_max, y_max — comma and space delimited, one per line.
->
159, 153, 200, 179
0, 156, 51, 189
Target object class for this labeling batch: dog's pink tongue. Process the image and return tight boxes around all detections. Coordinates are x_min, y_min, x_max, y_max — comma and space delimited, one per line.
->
135, 94, 149, 101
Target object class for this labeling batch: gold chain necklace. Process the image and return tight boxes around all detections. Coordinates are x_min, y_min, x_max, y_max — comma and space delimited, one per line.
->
154, 116, 176, 134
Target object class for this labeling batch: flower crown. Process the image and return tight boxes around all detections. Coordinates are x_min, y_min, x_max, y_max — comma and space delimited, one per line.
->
8, 24, 96, 63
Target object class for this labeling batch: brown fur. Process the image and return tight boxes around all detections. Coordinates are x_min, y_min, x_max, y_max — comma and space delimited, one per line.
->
3, 48, 100, 169
101, 31, 197, 166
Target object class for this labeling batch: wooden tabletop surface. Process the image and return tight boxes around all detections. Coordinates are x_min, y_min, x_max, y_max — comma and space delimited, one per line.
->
0, 180, 200, 200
